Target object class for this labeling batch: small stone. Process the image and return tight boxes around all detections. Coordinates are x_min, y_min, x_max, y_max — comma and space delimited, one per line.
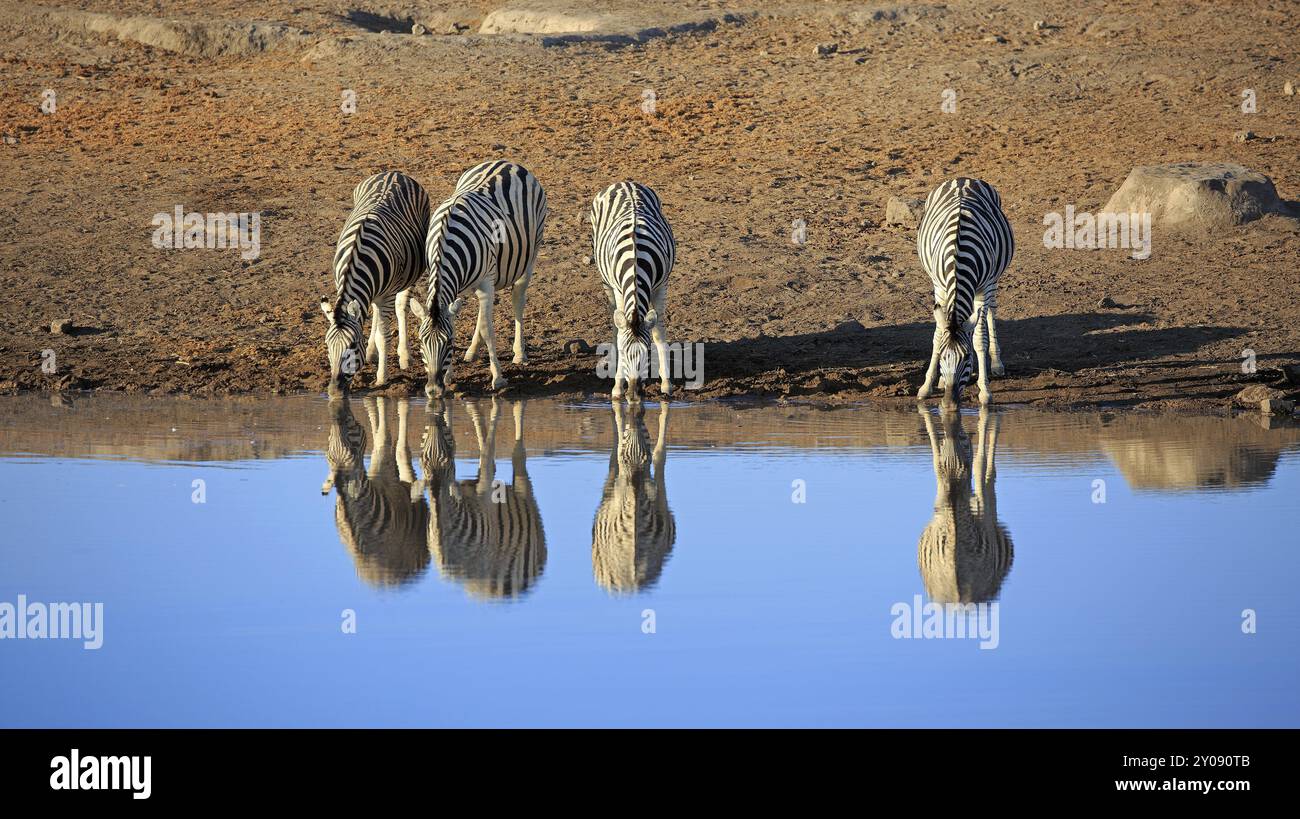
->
854, 56, 868, 65
884, 196, 925, 228
1285, 81, 1295, 96
411, 23, 427, 35
982, 35, 1007, 44
1234, 385, 1285, 406
581, 255, 592, 265
1097, 296, 1119, 309
1281, 364, 1300, 385
2, 134, 17, 145
815, 43, 838, 56
1233, 130, 1256, 143
564, 339, 595, 356
1033, 20, 1047, 30
1261, 398, 1295, 416
50, 319, 73, 334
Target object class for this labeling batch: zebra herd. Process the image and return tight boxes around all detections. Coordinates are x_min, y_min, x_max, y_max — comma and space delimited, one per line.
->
321, 162, 1014, 405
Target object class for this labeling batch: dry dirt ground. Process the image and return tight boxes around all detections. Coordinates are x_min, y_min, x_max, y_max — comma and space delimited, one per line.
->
1, 0, 1298, 413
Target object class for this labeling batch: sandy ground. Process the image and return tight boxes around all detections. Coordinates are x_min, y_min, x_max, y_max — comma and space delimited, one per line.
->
1, 0, 1298, 413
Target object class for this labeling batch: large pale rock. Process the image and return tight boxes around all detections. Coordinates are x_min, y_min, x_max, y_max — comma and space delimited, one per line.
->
1102, 163, 1290, 229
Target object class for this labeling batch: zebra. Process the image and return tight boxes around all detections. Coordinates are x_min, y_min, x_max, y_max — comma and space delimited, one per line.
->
411, 161, 547, 397
591, 400, 676, 594
320, 171, 431, 397
915, 177, 1014, 405
916, 406, 1014, 604
419, 398, 547, 600
590, 181, 676, 400
321, 396, 430, 588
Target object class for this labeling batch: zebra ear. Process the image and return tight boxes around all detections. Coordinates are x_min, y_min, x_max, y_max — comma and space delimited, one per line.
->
644, 308, 658, 327
613, 311, 628, 330
319, 298, 333, 319
447, 298, 464, 317
346, 300, 363, 319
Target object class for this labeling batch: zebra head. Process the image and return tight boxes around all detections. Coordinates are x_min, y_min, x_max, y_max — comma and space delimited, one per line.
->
936, 323, 975, 406
613, 307, 656, 398
320, 296, 365, 398
418, 293, 463, 398
419, 399, 457, 478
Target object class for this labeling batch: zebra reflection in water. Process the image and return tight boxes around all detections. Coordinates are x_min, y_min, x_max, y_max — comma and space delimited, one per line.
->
592, 401, 675, 594
419, 399, 546, 600
916, 406, 1014, 603
322, 397, 430, 587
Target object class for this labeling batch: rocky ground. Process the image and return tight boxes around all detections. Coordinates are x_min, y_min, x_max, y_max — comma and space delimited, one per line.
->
1, 0, 1298, 413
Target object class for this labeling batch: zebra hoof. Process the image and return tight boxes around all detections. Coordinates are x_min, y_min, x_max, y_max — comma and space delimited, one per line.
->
659, 383, 673, 398
492, 377, 508, 392
512, 352, 527, 365
917, 386, 932, 400
991, 363, 1006, 377
979, 391, 992, 406
463, 349, 478, 362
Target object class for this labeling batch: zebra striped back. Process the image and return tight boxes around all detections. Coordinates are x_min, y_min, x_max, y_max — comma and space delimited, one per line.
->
916, 178, 1013, 331
454, 161, 547, 291
920, 179, 1008, 332
591, 181, 675, 343
331, 171, 429, 319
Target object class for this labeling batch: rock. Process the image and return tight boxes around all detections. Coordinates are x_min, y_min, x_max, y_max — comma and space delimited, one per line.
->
885, 196, 924, 228
982, 34, 1007, 44
1097, 296, 1119, 308
411, 23, 427, 35
581, 255, 592, 265
1102, 162, 1290, 230
1234, 385, 1285, 406
1261, 398, 1295, 416
815, 43, 838, 56
1285, 81, 1295, 96
1233, 130, 1255, 143
50, 319, 73, 334
564, 339, 595, 356
1281, 364, 1300, 385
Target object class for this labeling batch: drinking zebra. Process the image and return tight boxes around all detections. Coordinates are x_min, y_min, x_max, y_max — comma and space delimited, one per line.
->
419, 399, 547, 599
916, 406, 1014, 604
591, 400, 676, 594
320, 171, 430, 396
321, 397, 431, 587
915, 177, 1014, 405
411, 161, 547, 397
589, 181, 676, 400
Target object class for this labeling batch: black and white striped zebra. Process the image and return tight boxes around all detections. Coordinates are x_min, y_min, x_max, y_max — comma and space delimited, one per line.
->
591, 400, 675, 594
915, 177, 1014, 405
412, 161, 547, 397
419, 399, 547, 600
590, 181, 676, 399
320, 171, 430, 397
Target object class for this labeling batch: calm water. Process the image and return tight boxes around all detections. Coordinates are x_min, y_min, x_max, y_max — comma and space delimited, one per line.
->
1, 394, 1297, 728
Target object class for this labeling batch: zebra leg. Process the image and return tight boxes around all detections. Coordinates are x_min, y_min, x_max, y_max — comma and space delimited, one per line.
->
464, 293, 487, 362
395, 398, 416, 484
372, 305, 390, 386
972, 307, 992, 405
918, 315, 944, 399
651, 294, 672, 397
366, 304, 380, 364
511, 277, 531, 365
395, 290, 411, 371
476, 284, 509, 391
985, 304, 1005, 377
